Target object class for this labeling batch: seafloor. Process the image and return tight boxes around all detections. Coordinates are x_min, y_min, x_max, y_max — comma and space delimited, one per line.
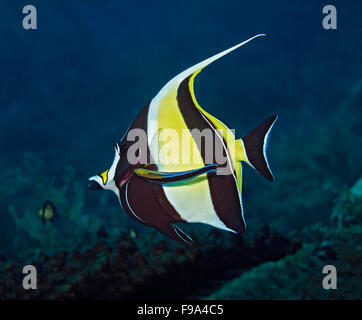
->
0, 0, 361, 299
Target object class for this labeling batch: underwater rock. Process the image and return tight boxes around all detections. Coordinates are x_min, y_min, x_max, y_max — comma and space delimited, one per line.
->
96, 225, 108, 239
206, 187, 362, 300
207, 224, 362, 300
85, 249, 96, 265
0, 226, 300, 299
71, 249, 83, 262
93, 240, 107, 254
152, 241, 167, 258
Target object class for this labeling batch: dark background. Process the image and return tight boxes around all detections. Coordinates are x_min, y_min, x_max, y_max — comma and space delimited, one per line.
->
0, 0, 361, 299
1, 1, 360, 174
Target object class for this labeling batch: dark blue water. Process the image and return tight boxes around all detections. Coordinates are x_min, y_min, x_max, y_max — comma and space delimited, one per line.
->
0, 0, 361, 299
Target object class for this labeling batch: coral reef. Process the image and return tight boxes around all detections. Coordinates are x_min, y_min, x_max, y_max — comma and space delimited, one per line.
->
2, 174, 360, 300
0, 154, 103, 262
0, 225, 300, 299
1, 86, 361, 299
1, 110, 361, 299
206, 177, 362, 300
331, 177, 362, 228
244, 77, 362, 235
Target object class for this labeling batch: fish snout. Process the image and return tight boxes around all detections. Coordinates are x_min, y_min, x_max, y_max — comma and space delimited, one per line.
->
88, 180, 102, 190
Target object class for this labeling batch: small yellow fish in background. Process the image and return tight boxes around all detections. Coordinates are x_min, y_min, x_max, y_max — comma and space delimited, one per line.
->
38, 201, 56, 224
89, 34, 277, 245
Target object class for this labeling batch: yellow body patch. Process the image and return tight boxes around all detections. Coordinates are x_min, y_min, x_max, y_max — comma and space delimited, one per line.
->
39, 203, 55, 221
156, 85, 205, 172
100, 169, 109, 185
44, 207, 54, 220
188, 71, 247, 193
154, 84, 212, 212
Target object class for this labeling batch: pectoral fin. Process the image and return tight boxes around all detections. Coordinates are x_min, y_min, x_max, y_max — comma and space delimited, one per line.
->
134, 164, 218, 184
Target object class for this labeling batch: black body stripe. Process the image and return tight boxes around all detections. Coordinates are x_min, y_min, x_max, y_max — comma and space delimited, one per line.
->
177, 75, 245, 233
120, 175, 185, 241
118, 102, 183, 224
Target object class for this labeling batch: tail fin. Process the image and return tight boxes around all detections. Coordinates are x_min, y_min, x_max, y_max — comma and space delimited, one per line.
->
242, 115, 278, 181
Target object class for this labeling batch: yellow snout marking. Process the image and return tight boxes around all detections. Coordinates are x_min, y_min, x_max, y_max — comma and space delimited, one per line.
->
99, 169, 109, 185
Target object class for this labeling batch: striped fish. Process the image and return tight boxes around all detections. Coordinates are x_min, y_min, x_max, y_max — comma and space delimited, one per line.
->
88, 34, 277, 245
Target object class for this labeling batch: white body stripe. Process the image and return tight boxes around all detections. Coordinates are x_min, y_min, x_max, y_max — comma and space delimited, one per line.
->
148, 34, 265, 147
163, 181, 234, 232
149, 88, 235, 232
195, 108, 244, 229
149, 95, 232, 232
147, 37, 266, 233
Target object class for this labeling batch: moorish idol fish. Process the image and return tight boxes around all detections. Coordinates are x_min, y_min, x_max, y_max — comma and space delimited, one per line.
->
38, 201, 56, 224
88, 34, 277, 245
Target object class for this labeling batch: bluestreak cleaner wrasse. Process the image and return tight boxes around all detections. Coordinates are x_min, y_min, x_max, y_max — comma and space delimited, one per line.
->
88, 34, 277, 245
